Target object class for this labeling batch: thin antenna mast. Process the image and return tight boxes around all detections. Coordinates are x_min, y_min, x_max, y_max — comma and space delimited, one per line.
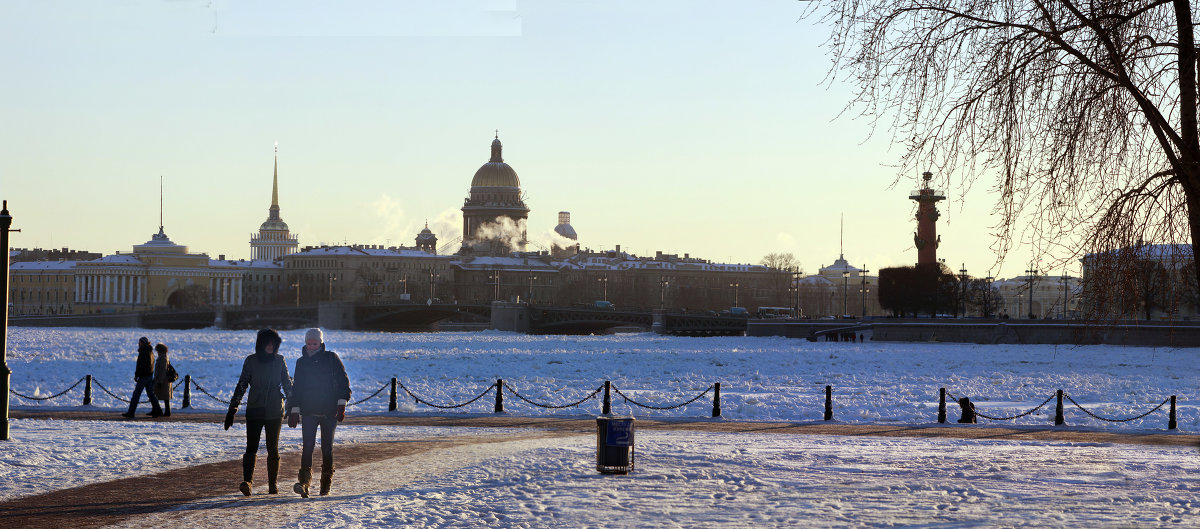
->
159, 176, 163, 230
839, 213, 844, 259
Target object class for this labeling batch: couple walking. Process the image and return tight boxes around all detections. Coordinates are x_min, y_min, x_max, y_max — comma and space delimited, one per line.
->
225, 328, 352, 497
122, 337, 177, 418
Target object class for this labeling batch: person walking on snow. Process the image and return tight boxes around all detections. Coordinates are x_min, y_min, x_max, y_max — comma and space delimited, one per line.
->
151, 342, 178, 417
287, 327, 351, 498
226, 329, 293, 496
122, 336, 163, 418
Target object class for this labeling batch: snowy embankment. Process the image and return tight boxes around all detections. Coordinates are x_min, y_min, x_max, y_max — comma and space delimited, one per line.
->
6, 327, 1197, 429
3, 328, 1200, 526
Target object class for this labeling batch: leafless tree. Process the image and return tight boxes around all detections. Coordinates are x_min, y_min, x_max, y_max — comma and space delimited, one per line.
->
761, 252, 802, 273
806, 1, 1200, 292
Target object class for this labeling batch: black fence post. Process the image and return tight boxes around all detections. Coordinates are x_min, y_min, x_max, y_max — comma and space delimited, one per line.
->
181, 375, 191, 409
1054, 389, 1064, 426
494, 379, 504, 413
1169, 395, 1177, 430
712, 382, 721, 418
83, 374, 92, 406
938, 387, 946, 424
824, 385, 833, 421
389, 377, 398, 412
602, 380, 611, 415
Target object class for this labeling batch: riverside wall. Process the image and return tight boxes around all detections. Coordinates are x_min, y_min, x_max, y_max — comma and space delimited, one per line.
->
749, 319, 1200, 347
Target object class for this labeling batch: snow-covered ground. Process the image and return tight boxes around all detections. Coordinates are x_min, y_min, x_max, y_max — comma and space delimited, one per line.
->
3, 328, 1200, 527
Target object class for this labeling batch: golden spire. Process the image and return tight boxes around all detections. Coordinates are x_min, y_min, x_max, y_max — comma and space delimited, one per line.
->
272, 142, 279, 208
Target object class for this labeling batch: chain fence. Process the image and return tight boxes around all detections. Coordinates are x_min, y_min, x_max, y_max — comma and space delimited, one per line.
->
6, 375, 1184, 430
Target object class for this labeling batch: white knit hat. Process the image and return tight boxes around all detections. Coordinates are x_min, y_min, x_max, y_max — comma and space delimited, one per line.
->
305, 328, 324, 343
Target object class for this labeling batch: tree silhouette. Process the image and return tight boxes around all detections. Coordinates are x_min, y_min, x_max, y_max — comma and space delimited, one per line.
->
808, 1, 1200, 285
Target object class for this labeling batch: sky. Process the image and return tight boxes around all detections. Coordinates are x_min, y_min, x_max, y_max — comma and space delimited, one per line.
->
0, 0, 1073, 280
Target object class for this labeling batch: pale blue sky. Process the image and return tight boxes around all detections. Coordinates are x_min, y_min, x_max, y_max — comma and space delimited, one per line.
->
0, 0, 1067, 279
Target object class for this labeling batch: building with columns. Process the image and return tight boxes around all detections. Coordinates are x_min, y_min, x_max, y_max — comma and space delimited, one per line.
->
249, 147, 299, 261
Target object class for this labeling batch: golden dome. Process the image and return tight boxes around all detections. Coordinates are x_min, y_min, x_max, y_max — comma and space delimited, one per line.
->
470, 136, 521, 188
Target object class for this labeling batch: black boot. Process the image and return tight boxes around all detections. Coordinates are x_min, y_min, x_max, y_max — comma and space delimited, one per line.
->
294, 467, 311, 498
319, 461, 334, 496
240, 454, 255, 496
267, 454, 280, 494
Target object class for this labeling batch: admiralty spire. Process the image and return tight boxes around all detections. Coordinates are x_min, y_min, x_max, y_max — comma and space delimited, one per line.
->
249, 144, 299, 261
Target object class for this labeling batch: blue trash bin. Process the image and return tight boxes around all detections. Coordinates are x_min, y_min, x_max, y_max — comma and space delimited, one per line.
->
596, 416, 635, 474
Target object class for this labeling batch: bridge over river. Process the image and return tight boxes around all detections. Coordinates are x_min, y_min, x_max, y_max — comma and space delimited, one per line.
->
11, 302, 749, 336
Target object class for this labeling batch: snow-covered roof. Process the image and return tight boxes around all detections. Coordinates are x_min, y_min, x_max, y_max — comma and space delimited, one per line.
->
86, 254, 143, 265
209, 258, 283, 269
11, 261, 78, 271
292, 246, 446, 259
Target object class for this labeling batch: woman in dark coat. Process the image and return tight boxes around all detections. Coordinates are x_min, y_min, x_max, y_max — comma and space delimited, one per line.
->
226, 329, 293, 496
151, 343, 176, 417
287, 327, 351, 498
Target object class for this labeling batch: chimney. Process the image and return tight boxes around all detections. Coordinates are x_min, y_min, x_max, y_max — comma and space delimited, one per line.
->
219, 254, 225, 261
616, 244, 621, 253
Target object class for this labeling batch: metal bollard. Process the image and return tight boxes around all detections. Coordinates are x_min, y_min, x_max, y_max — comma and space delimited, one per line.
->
824, 385, 833, 421
602, 381, 612, 415
83, 374, 92, 406
938, 387, 946, 424
182, 375, 191, 409
494, 379, 504, 413
1054, 389, 1064, 426
711, 382, 721, 418
389, 377, 397, 412
1169, 395, 1177, 430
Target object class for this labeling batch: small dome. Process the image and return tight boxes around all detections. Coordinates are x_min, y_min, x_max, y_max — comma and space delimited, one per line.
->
554, 222, 577, 240
259, 218, 290, 231
470, 136, 521, 188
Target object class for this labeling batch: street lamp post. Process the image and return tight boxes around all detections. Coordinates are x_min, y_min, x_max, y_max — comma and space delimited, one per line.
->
841, 270, 850, 318
1024, 265, 1039, 318
490, 270, 501, 301
526, 270, 536, 304
290, 281, 300, 307
860, 264, 870, 318
659, 275, 669, 310
428, 268, 439, 303
1, 201, 13, 440
327, 273, 337, 301
598, 275, 608, 301
1061, 271, 1073, 319
984, 276, 994, 317
790, 268, 800, 318
730, 281, 740, 308
958, 264, 968, 318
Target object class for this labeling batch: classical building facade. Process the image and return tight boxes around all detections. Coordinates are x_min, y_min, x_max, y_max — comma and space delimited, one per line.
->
460, 135, 529, 255
281, 245, 454, 305
794, 255, 881, 319
249, 147, 299, 261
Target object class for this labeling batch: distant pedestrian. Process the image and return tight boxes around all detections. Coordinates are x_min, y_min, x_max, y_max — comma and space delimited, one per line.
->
957, 397, 977, 424
226, 329, 293, 496
152, 343, 178, 417
287, 328, 351, 498
122, 336, 163, 418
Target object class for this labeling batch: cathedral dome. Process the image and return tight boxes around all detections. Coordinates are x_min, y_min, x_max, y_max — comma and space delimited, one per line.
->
471, 136, 521, 188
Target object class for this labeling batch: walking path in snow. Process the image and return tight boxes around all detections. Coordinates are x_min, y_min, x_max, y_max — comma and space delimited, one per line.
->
3, 411, 1199, 528
12, 409, 1200, 446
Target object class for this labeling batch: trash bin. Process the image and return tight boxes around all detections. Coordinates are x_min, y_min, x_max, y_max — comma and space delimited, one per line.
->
596, 416, 635, 474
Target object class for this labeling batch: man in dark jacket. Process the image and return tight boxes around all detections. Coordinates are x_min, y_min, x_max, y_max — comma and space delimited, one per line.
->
287, 327, 351, 497
122, 336, 163, 418
226, 329, 293, 495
